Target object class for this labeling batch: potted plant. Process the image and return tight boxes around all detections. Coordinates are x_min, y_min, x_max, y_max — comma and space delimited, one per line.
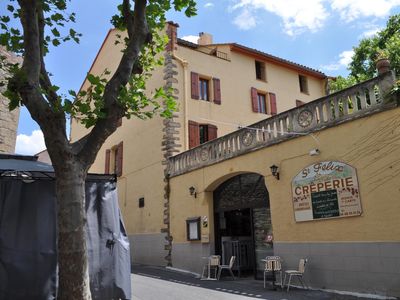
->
375, 49, 391, 74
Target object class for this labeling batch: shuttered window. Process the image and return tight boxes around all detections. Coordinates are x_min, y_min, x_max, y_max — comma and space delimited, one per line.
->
189, 121, 218, 149
269, 93, 277, 115
191, 72, 199, 99
213, 78, 221, 104
199, 78, 209, 101
115, 141, 123, 177
251, 87, 259, 112
105, 149, 111, 174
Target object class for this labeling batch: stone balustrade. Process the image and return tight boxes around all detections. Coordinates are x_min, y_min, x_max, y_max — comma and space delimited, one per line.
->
167, 71, 396, 177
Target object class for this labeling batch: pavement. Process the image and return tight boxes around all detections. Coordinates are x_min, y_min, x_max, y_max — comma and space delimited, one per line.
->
131, 264, 379, 300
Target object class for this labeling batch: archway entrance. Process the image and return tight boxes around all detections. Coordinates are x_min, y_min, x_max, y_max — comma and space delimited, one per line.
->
213, 173, 273, 279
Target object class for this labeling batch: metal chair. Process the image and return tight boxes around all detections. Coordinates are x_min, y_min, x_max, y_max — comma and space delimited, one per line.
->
284, 258, 308, 291
217, 256, 236, 280
201, 255, 220, 280
263, 257, 283, 288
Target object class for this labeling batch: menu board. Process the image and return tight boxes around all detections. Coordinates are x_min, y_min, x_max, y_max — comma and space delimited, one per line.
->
292, 161, 362, 222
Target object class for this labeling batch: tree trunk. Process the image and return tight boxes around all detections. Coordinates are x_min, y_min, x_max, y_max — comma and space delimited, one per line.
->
55, 162, 92, 300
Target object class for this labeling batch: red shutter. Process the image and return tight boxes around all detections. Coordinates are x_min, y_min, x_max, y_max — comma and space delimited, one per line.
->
269, 92, 277, 115
188, 120, 200, 149
251, 87, 259, 112
207, 124, 218, 141
105, 149, 111, 174
296, 100, 306, 107
191, 72, 199, 100
116, 141, 123, 177
213, 78, 221, 105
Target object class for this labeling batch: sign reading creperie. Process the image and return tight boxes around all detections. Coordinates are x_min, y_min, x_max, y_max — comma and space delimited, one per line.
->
292, 161, 362, 222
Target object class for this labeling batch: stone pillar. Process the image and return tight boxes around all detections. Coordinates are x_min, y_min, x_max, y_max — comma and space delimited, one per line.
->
0, 47, 21, 154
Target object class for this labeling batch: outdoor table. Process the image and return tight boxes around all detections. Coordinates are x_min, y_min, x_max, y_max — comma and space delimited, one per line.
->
262, 256, 282, 290
201, 256, 219, 280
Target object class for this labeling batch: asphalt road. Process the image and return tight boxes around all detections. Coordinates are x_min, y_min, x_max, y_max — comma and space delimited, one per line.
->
131, 264, 376, 300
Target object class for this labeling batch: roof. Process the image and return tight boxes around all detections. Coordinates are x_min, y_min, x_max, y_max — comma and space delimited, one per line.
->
0, 154, 115, 181
177, 38, 326, 79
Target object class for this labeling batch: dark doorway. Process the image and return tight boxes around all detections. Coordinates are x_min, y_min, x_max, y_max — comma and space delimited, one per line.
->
213, 173, 273, 279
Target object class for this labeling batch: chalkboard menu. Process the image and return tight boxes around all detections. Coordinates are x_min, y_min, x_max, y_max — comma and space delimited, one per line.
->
311, 190, 339, 219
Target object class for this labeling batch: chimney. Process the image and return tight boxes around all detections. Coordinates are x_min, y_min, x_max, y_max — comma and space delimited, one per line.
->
166, 21, 179, 52
198, 32, 213, 45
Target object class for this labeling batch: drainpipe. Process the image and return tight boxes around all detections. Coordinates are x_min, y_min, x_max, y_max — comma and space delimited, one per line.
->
172, 52, 189, 150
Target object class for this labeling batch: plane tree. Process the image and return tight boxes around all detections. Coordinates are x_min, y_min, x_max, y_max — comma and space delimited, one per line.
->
0, 0, 196, 299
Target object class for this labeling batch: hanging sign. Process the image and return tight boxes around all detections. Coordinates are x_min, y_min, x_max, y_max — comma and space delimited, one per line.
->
292, 161, 362, 222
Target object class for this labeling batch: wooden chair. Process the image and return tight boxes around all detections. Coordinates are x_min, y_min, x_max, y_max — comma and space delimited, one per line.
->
217, 256, 236, 280
284, 258, 308, 291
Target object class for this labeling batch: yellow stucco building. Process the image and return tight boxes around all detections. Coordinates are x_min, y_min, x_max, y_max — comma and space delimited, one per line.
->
71, 22, 327, 266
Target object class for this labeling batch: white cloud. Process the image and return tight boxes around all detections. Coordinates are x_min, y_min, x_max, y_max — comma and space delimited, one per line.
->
204, 2, 214, 8
233, 8, 257, 30
320, 50, 354, 71
230, 0, 400, 35
359, 27, 381, 39
181, 35, 199, 44
231, 0, 329, 35
331, 0, 400, 20
15, 130, 46, 155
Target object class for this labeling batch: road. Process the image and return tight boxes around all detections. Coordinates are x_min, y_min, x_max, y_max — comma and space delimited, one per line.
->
131, 264, 374, 300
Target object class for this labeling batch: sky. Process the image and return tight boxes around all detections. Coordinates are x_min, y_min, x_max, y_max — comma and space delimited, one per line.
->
9, 0, 400, 155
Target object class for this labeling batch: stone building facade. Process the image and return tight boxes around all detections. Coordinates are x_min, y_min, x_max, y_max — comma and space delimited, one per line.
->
0, 47, 20, 154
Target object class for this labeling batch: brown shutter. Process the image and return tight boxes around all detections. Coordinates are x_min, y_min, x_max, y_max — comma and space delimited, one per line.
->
188, 120, 200, 149
105, 149, 111, 174
116, 141, 123, 177
269, 92, 277, 115
207, 124, 218, 141
191, 72, 199, 100
296, 100, 306, 107
251, 87, 259, 112
213, 78, 221, 105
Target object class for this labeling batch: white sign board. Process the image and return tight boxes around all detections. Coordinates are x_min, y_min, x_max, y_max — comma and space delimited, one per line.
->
292, 161, 362, 222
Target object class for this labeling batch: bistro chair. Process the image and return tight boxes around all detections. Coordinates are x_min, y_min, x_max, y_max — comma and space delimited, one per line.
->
263, 257, 283, 288
201, 255, 220, 280
217, 256, 236, 280
283, 258, 308, 292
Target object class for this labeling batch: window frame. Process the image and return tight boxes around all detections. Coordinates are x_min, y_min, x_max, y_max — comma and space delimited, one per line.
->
257, 92, 268, 114
199, 124, 209, 145
255, 60, 266, 81
199, 77, 210, 101
186, 217, 201, 241
299, 74, 309, 94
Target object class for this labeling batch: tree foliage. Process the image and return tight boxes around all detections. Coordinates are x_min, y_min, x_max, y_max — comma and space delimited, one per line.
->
0, 1, 196, 299
329, 14, 400, 93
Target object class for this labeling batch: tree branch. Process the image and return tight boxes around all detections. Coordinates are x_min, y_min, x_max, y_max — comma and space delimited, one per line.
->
77, 0, 149, 166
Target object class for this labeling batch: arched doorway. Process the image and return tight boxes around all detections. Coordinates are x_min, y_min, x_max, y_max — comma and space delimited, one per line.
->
213, 173, 273, 279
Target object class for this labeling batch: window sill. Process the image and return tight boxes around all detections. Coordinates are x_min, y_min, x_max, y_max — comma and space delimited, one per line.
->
300, 91, 310, 95
256, 78, 268, 83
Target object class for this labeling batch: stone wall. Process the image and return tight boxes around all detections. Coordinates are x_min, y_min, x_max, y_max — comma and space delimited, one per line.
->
0, 47, 20, 154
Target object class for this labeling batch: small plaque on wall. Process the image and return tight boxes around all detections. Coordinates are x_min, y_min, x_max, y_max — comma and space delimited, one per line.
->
186, 217, 201, 241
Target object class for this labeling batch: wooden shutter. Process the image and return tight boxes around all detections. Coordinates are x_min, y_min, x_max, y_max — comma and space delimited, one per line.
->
207, 124, 218, 141
191, 72, 199, 100
296, 100, 306, 107
105, 149, 111, 174
213, 78, 221, 105
269, 92, 277, 115
116, 141, 123, 177
188, 120, 200, 149
251, 87, 259, 112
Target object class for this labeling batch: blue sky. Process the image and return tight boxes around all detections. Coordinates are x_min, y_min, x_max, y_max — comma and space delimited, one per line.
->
12, 0, 400, 154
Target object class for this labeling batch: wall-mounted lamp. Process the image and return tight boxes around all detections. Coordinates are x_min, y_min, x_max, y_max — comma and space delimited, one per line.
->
189, 186, 197, 198
270, 164, 280, 180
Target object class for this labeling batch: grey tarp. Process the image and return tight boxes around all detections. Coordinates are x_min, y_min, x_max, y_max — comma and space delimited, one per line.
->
0, 170, 131, 299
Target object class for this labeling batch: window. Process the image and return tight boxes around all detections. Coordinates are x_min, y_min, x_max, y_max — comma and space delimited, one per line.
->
299, 75, 309, 94
186, 217, 201, 241
104, 141, 123, 177
191, 72, 222, 104
138, 197, 145, 208
199, 78, 209, 101
255, 61, 266, 81
188, 121, 218, 149
257, 93, 267, 114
